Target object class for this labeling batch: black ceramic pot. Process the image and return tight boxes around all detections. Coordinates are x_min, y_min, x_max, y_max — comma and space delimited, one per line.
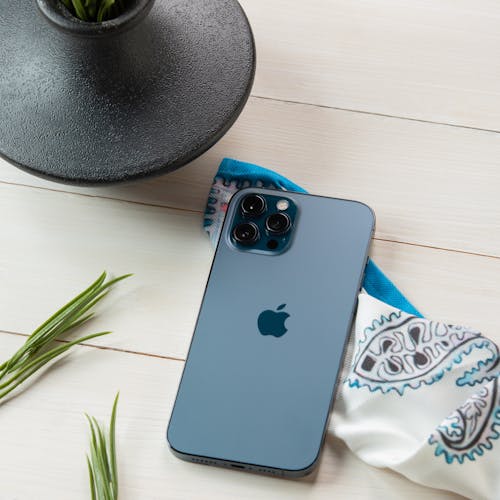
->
0, 0, 255, 184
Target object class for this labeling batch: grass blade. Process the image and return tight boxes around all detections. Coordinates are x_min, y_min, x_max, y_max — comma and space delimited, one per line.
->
23, 274, 111, 350
109, 392, 119, 497
71, 0, 88, 20
87, 455, 97, 500
86, 393, 120, 500
87, 414, 111, 500
0, 272, 130, 403
0, 332, 110, 390
22, 272, 106, 349
61, 0, 129, 22
97, 0, 116, 22
0, 272, 109, 377
0, 332, 111, 399
93, 415, 112, 486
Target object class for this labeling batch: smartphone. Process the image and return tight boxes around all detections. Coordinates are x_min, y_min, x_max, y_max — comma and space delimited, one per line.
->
167, 187, 375, 477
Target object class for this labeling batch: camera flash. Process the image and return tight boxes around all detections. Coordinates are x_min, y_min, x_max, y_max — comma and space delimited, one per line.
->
276, 199, 289, 211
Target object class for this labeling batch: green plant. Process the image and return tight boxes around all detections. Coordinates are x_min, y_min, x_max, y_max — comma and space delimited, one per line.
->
86, 393, 120, 500
60, 0, 128, 22
0, 272, 130, 402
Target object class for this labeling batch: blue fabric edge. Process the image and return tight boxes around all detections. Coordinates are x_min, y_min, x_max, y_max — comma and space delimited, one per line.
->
216, 157, 422, 317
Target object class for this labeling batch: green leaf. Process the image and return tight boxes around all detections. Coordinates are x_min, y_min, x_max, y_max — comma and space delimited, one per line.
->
0, 272, 130, 403
87, 455, 97, 500
97, 0, 116, 22
109, 392, 119, 497
86, 393, 120, 500
71, 0, 88, 21
87, 414, 109, 500
59, 0, 129, 21
0, 332, 111, 398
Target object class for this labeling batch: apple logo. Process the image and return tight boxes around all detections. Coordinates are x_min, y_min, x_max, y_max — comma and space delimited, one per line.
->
257, 304, 290, 337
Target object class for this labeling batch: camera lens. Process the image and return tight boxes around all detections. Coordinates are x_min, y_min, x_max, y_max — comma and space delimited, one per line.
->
241, 194, 266, 217
233, 222, 260, 245
265, 213, 291, 234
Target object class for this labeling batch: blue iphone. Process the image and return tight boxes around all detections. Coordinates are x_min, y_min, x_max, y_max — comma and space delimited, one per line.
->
167, 188, 375, 477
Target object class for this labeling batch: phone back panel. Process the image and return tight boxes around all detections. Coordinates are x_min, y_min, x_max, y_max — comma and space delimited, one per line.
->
167, 188, 374, 473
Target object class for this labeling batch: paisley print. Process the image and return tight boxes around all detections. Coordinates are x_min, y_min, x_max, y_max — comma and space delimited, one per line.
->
347, 311, 498, 395
429, 377, 500, 464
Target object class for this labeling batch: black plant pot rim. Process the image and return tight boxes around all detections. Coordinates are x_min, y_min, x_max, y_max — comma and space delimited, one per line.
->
36, 0, 155, 37
4, 0, 255, 184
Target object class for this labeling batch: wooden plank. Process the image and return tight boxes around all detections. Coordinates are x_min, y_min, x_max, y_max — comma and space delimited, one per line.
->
1, 98, 499, 256
0, 183, 498, 362
0, 183, 211, 361
240, 0, 500, 131
0, 334, 462, 499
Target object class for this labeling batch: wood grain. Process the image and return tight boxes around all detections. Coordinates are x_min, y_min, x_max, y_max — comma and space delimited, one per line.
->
241, 0, 500, 131
0, 183, 498, 362
0, 334, 463, 499
1, 97, 499, 257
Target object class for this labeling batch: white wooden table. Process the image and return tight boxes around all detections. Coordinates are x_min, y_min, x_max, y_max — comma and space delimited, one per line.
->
1, 1, 499, 498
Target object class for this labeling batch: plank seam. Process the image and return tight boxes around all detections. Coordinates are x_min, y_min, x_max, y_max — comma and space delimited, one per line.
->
0, 329, 186, 363
374, 237, 500, 261
251, 95, 500, 135
0, 179, 203, 214
1, 181, 498, 260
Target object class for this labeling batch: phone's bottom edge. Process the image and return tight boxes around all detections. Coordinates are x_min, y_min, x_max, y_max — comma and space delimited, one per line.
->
168, 445, 318, 479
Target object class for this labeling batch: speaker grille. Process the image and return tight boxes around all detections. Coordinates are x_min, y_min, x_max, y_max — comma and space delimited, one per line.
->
188, 456, 286, 476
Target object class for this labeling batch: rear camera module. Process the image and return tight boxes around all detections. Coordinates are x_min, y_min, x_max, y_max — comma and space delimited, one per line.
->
265, 213, 291, 235
233, 222, 260, 245
241, 194, 266, 217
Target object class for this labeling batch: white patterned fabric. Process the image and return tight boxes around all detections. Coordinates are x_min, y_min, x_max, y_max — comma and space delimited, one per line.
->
333, 294, 500, 500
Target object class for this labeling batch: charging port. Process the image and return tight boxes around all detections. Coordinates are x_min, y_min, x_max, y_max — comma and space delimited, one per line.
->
230, 463, 245, 469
